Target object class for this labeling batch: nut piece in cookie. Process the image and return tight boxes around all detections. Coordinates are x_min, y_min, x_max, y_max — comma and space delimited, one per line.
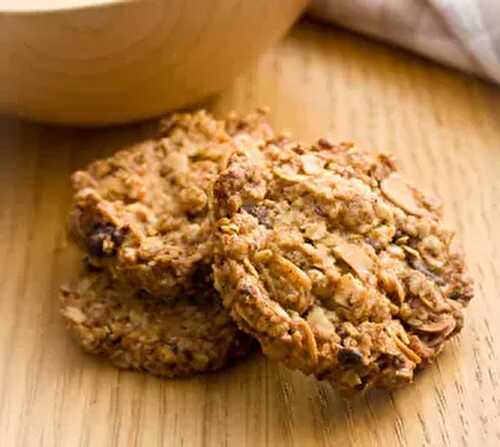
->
212, 136, 473, 395
60, 269, 254, 377
69, 109, 273, 298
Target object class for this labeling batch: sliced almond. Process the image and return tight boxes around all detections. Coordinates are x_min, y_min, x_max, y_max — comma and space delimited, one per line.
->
243, 258, 260, 278
416, 293, 437, 311
272, 255, 312, 292
141, 237, 165, 255
294, 318, 319, 366
307, 306, 335, 333
301, 221, 327, 241
219, 222, 239, 234
409, 335, 435, 360
253, 249, 273, 263
334, 241, 375, 280
165, 151, 189, 174
392, 336, 422, 364
381, 173, 428, 217
402, 245, 420, 258
379, 271, 406, 303
333, 274, 367, 308
411, 314, 455, 334
273, 166, 308, 183
385, 321, 410, 344
263, 254, 313, 314
62, 306, 86, 324
233, 134, 261, 152
245, 145, 266, 166
127, 202, 157, 224
301, 154, 324, 175
422, 255, 445, 271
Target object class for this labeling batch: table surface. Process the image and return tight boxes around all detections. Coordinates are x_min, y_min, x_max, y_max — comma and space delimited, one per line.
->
1, 20, 499, 447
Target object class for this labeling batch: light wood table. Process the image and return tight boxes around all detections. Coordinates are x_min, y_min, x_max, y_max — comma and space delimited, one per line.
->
1, 20, 499, 447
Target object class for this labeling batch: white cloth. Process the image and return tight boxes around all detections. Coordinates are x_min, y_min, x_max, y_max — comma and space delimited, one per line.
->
309, 0, 500, 84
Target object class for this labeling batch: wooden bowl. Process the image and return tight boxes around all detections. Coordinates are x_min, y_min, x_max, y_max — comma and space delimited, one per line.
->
0, 0, 307, 125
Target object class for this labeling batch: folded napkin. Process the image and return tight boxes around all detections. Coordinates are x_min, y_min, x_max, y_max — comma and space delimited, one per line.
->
309, 0, 500, 84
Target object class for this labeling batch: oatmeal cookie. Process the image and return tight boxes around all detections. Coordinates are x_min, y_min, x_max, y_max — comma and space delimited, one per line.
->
69, 109, 273, 298
60, 269, 253, 377
212, 136, 473, 395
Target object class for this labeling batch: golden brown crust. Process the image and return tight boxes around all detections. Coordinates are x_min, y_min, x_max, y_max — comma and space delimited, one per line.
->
69, 109, 273, 298
60, 269, 254, 377
212, 136, 473, 395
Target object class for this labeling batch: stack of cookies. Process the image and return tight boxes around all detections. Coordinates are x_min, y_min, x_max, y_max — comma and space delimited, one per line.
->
60, 109, 473, 395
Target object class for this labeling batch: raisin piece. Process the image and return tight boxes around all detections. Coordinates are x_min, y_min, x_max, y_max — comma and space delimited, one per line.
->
317, 137, 333, 149
86, 224, 125, 258
111, 227, 127, 246
87, 233, 107, 257
314, 205, 326, 217
337, 348, 363, 365
228, 334, 256, 360
84, 257, 103, 272
242, 204, 271, 228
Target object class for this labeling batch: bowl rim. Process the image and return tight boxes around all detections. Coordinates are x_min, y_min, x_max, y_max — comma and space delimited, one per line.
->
0, 0, 137, 14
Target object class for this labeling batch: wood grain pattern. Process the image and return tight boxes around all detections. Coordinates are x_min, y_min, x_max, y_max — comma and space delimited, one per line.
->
0, 20, 499, 447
